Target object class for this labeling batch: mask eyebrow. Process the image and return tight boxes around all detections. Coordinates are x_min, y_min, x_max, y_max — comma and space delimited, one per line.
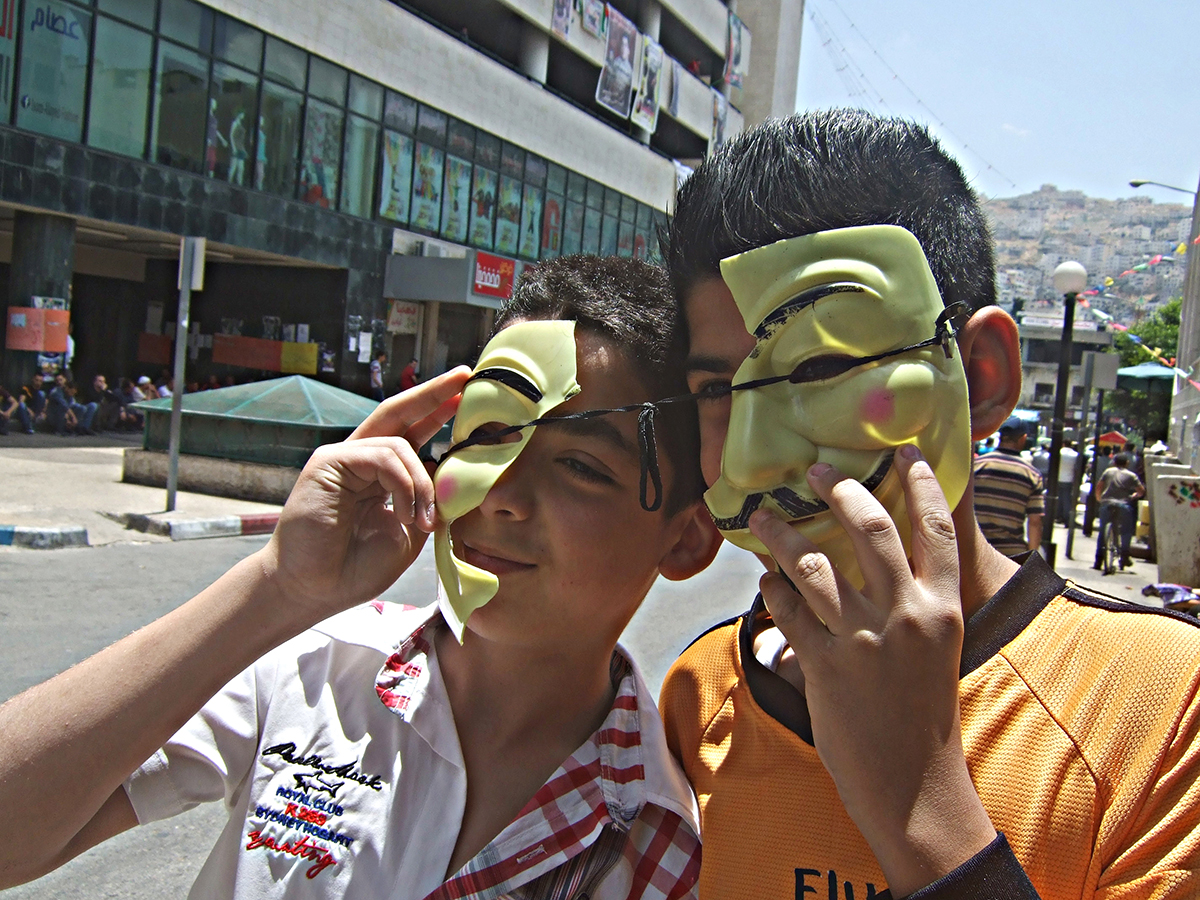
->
468, 367, 543, 403
754, 282, 867, 340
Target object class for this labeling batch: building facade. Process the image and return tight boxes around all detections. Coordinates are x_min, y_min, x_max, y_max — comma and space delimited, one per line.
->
1018, 314, 1114, 437
0, 0, 802, 395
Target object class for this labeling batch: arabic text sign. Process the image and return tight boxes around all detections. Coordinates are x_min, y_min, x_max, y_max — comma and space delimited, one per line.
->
473, 251, 515, 300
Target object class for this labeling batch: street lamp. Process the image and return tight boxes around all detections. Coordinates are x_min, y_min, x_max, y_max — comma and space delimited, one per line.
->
1042, 260, 1088, 565
1129, 179, 1197, 196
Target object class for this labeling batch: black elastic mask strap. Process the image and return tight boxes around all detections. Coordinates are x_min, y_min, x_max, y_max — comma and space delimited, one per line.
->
637, 402, 663, 512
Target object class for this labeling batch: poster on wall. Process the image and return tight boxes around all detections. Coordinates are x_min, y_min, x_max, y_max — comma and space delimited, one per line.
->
541, 194, 563, 258
630, 38, 663, 133
550, 0, 570, 39
469, 167, 498, 250
299, 101, 341, 208
15, 1, 89, 142
595, 5, 638, 118
723, 12, 751, 89
387, 300, 421, 334
410, 142, 444, 232
581, 0, 604, 36
519, 185, 543, 259
710, 88, 728, 154
440, 155, 472, 243
379, 130, 414, 223
668, 59, 682, 119
493, 176, 522, 256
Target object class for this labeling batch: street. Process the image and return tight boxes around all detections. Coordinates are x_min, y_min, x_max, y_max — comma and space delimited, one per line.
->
0, 535, 760, 899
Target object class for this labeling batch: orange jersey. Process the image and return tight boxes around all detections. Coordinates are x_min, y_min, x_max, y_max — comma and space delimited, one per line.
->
661, 555, 1200, 899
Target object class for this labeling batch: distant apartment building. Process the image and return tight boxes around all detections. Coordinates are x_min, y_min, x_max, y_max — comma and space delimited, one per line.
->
0, 0, 802, 395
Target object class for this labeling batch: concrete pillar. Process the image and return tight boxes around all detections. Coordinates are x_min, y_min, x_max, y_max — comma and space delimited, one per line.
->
3, 211, 75, 388
732, 0, 804, 128
518, 23, 550, 84
1168, 173, 1200, 454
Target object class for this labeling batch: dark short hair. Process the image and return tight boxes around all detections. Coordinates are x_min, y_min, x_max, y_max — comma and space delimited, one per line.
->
494, 255, 704, 515
1113, 452, 1130, 467
665, 110, 996, 314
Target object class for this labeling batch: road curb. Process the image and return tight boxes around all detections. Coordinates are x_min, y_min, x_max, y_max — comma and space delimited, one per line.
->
0, 524, 89, 549
119, 512, 280, 541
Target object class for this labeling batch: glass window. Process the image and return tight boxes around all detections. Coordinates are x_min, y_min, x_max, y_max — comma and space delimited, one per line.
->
0, 7, 13, 124
256, 79, 302, 195
307, 57, 346, 105
500, 142, 524, 180
620, 193, 637, 223
87, 16, 153, 157
447, 118, 474, 159
383, 90, 416, 133
98, 0, 155, 29
415, 104, 446, 147
617, 219, 635, 257
494, 175, 521, 256
339, 113, 378, 218
152, 40, 208, 173
379, 130, 414, 224
299, 98, 342, 207
263, 36, 305, 89
468, 166, 497, 250
16, 1, 91, 142
636, 202, 652, 231
409, 142, 443, 233
562, 201, 584, 255
585, 180, 604, 211
541, 192, 563, 259
213, 14, 262, 72
600, 214, 619, 256
546, 163, 567, 196
519, 184, 543, 260
524, 154, 547, 187
582, 206, 602, 254
567, 170, 586, 204
475, 131, 500, 169
209, 61, 257, 185
348, 75, 382, 119
604, 187, 621, 218
440, 154, 472, 243
160, 0, 212, 50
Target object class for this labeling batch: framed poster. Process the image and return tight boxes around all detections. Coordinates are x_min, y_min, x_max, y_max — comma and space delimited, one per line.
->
711, 89, 728, 154
723, 12, 750, 89
630, 38, 663, 133
550, 0, 570, 39
581, 0, 604, 36
440, 154, 472, 243
595, 5, 638, 118
519, 185, 543, 260
494, 175, 522, 256
469, 167, 498, 249
410, 142, 444, 232
541, 193, 563, 259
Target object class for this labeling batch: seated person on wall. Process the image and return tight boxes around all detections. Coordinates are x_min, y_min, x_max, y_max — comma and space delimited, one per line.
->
19, 372, 48, 433
659, 109, 1200, 899
0, 256, 720, 900
88, 374, 122, 432
47, 374, 98, 436
0, 386, 20, 435
115, 378, 145, 431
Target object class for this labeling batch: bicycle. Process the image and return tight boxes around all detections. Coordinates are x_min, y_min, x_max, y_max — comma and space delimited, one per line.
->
1097, 500, 1132, 576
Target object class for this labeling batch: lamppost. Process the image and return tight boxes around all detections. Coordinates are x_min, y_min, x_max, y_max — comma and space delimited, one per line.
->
1042, 260, 1088, 566
1130, 176, 1200, 460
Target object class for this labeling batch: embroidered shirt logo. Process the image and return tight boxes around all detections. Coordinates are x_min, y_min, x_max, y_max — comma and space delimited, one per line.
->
262, 741, 385, 791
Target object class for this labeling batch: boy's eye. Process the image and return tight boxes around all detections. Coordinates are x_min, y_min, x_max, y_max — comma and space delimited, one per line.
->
467, 421, 522, 446
694, 379, 732, 400
560, 457, 613, 484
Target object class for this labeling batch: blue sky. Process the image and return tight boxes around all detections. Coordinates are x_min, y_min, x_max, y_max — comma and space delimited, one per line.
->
794, 0, 1200, 206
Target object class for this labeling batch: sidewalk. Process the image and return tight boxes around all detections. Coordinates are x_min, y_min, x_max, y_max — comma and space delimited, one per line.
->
1046, 524, 1164, 608
0, 431, 282, 548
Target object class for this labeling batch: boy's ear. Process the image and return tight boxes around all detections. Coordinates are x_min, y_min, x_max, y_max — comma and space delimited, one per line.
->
958, 306, 1022, 440
659, 504, 722, 582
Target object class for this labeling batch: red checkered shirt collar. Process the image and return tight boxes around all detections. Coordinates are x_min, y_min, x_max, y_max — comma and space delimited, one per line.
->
375, 611, 701, 900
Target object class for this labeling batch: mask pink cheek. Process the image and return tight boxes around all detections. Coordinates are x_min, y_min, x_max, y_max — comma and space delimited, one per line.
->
435, 475, 457, 507
860, 388, 895, 425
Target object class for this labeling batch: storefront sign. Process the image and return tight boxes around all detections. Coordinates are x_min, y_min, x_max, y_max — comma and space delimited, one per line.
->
473, 251, 515, 300
387, 300, 421, 334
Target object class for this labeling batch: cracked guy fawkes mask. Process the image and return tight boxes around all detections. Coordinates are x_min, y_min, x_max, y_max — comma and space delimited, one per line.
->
703, 224, 972, 587
433, 320, 580, 641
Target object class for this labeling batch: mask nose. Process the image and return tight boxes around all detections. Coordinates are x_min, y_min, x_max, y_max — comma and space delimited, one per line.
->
720, 386, 817, 492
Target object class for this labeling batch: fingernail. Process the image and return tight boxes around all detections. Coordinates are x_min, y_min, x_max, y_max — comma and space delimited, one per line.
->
426, 500, 436, 522
808, 462, 832, 479
900, 444, 922, 460
749, 509, 779, 531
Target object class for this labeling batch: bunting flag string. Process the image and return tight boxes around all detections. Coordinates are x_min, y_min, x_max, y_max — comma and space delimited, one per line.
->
1076, 234, 1200, 298
1084, 305, 1200, 393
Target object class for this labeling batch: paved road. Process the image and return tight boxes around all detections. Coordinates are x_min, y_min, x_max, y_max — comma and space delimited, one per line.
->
0, 535, 759, 898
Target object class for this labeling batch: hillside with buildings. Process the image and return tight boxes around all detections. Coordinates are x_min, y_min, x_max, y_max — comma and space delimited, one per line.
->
984, 186, 1191, 328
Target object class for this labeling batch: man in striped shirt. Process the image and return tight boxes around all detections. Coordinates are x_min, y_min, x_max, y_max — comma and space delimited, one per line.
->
973, 417, 1045, 557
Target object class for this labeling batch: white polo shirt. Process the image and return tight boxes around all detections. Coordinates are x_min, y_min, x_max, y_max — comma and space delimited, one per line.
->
125, 601, 700, 900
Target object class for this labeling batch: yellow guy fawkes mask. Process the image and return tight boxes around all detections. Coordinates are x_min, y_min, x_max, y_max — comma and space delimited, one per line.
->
433, 320, 580, 641
704, 225, 972, 588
